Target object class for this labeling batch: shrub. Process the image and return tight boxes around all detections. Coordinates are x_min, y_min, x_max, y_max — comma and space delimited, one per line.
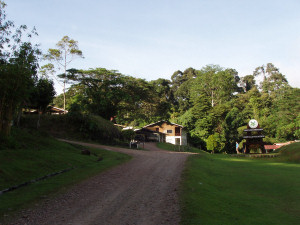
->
206, 133, 225, 153
121, 129, 136, 142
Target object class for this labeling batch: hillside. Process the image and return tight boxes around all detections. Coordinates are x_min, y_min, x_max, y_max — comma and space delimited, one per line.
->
277, 142, 300, 163
0, 128, 131, 221
19, 113, 124, 145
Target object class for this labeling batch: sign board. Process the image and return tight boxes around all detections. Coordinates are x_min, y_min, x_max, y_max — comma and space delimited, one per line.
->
249, 119, 259, 129
243, 119, 266, 154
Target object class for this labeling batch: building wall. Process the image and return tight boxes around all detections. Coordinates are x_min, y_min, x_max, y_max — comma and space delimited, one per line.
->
145, 122, 187, 145
145, 123, 179, 136
166, 136, 182, 145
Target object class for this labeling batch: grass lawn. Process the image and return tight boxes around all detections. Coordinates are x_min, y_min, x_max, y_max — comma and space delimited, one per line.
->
0, 128, 131, 221
157, 142, 205, 153
180, 143, 300, 225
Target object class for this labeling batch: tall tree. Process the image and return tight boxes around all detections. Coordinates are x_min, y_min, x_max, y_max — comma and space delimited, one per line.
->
171, 68, 197, 113
240, 75, 256, 92
192, 65, 240, 107
150, 78, 174, 119
253, 63, 289, 94
0, 1, 40, 137
44, 36, 83, 111
62, 68, 131, 120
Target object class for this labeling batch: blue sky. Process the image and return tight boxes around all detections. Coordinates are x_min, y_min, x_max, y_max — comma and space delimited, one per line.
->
6, 0, 300, 93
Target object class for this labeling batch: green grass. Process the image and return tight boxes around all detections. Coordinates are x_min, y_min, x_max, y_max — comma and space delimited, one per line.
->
0, 128, 131, 221
276, 142, 300, 163
157, 142, 206, 153
20, 114, 124, 145
180, 150, 300, 224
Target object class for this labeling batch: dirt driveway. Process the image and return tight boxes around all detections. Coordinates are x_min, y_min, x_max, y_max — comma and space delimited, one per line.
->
11, 141, 192, 225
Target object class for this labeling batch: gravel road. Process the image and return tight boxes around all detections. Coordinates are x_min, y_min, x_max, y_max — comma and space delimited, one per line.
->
9, 141, 192, 225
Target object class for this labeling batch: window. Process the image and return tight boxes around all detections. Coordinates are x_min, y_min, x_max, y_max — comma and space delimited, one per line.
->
167, 130, 173, 134
175, 127, 181, 136
156, 128, 159, 132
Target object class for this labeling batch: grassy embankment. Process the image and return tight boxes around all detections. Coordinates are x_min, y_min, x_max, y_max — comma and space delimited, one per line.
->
20, 114, 123, 144
0, 128, 131, 221
179, 142, 300, 225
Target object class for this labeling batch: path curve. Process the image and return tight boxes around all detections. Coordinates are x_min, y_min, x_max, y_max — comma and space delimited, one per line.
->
10, 141, 192, 225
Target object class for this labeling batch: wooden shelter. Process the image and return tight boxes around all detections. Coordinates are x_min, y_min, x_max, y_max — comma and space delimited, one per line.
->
243, 119, 266, 153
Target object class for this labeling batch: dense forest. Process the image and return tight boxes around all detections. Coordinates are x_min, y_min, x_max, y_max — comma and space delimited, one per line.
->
53, 64, 299, 152
1, 1, 299, 153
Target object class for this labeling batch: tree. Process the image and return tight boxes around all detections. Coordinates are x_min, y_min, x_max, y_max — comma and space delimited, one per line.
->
149, 78, 174, 120
171, 70, 184, 92
253, 63, 289, 95
192, 65, 240, 107
31, 78, 56, 113
0, 1, 40, 137
62, 68, 134, 120
29, 78, 56, 128
240, 75, 256, 92
222, 107, 244, 153
171, 68, 197, 113
44, 36, 83, 111
206, 133, 224, 153
270, 87, 300, 140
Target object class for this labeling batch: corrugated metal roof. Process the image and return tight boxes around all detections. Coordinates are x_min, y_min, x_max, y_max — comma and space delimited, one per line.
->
143, 120, 184, 128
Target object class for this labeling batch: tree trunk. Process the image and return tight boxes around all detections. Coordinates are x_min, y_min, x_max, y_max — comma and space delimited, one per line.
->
16, 105, 23, 127
63, 80, 66, 113
1, 99, 14, 137
211, 90, 214, 107
37, 107, 42, 129
63, 54, 67, 113
0, 96, 4, 134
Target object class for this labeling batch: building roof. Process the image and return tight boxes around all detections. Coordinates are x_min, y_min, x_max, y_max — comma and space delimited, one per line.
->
264, 145, 281, 150
135, 128, 166, 135
143, 120, 184, 129
49, 106, 68, 113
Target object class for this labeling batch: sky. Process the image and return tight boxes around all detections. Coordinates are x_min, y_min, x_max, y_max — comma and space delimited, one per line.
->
5, 0, 300, 93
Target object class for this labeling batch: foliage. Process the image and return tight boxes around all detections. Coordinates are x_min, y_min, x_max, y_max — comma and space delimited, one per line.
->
192, 65, 240, 107
48, 62, 299, 151
254, 63, 289, 94
206, 133, 225, 153
121, 129, 136, 141
59, 68, 171, 126
240, 75, 256, 92
0, 2, 40, 137
43, 35, 83, 111
29, 78, 56, 113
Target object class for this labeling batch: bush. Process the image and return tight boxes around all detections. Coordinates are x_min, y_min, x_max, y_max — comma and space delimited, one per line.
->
206, 133, 225, 153
121, 129, 136, 142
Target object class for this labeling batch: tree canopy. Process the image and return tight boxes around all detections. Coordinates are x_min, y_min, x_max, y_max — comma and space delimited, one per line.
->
0, 1, 41, 137
1, 1, 299, 152
43, 35, 83, 111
